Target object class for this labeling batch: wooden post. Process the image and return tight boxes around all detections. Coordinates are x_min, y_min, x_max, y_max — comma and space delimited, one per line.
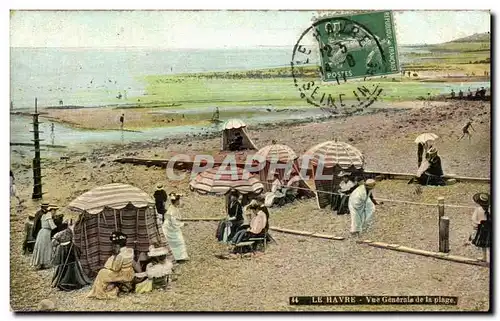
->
438, 197, 445, 218
439, 216, 450, 253
31, 97, 43, 200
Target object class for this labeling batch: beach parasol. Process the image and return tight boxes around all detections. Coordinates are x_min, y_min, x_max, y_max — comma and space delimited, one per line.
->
255, 141, 297, 163
304, 141, 365, 169
222, 119, 247, 130
189, 166, 264, 195
415, 133, 439, 144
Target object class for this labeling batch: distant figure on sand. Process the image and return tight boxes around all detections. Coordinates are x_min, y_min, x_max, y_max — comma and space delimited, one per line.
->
119, 114, 124, 129
458, 90, 463, 99
154, 184, 168, 223
10, 170, 22, 205
458, 120, 474, 141
450, 89, 455, 98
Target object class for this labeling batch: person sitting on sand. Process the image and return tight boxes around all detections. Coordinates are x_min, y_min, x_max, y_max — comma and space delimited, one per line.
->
87, 232, 135, 299
135, 245, 173, 293
348, 179, 377, 236
468, 193, 491, 263
264, 173, 286, 207
416, 147, 446, 186
229, 132, 244, 151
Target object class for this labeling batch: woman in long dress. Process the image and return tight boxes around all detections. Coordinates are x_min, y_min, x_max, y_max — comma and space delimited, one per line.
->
469, 193, 491, 262
348, 179, 377, 236
162, 193, 189, 263
51, 220, 92, 291
87, 231, 135, 299
31, 205, 58, 269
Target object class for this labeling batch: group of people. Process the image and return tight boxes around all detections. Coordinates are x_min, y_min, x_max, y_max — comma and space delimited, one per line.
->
216, 190, 270, 257
450, 87, 487, 100
20, 183, 190, 299
87, 232, 173, 299
264, 172, 302, 208
24, 202, 91, 291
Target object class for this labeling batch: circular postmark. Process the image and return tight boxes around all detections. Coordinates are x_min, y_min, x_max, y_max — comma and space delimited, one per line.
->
292, 11, 399, 114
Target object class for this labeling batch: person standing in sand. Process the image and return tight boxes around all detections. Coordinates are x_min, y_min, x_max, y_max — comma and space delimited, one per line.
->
119, 113, 124, 130
468, 193, 491, 263
10, 170, 22, 205
348, 179, 377, 236
458, 120, 474, 141
31, 205, 58, 270
162, 193, 189, 263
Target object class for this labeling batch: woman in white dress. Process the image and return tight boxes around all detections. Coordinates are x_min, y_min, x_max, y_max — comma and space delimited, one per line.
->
162, 193, 189, 263
31, 205, 58, 269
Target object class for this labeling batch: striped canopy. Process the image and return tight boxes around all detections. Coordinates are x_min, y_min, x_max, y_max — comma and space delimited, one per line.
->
256, 143, 297, 163
223, 119, 247, 130
189, 166, 264, 195
304, 141, 365, 169
68, 183, 154, 214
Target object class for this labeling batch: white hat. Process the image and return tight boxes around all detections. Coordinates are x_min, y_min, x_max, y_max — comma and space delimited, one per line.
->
365, 179, 376, 188
148, 245, 169, 257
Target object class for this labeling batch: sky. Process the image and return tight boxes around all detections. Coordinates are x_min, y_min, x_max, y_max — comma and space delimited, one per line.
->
10, 10, 490, 48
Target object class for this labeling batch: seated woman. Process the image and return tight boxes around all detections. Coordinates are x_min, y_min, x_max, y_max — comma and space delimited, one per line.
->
216, 190, 244, 243
284, 175, 300, 203
136, 245, 174, 293
332, 171, 356, 215
229, 132, 244, 151
87, 231, 135, 300
264, 173, 286, 207
416, 147, 446, 186
231, 199, 269, 248
51, 219, 92, 291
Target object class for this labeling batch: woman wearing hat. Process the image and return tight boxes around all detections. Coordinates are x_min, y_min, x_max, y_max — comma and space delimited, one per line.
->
469, 193, 491, 262
31, 202, 51, 241
348, 179, 377, 236
231, 197, 269, 247
264, 172, 286, 207
162, 193, 189, 263
417, 147, 446, 186
153, 183, 168, 223
87, 231, 135, 299
333, 171, 356, 215
135, 245, 173, 293
51, 219, 92, 291
31, 205, 58, 269
22, 213, 36, 255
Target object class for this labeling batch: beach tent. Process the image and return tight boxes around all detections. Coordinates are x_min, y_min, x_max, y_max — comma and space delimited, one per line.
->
255, 142, 314, 198
68, 183, 167, 278
304, 141, 365, 209
221, 119, 258, 151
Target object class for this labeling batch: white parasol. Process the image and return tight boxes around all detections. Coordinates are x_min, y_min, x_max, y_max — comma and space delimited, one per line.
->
415, 133, 439, 144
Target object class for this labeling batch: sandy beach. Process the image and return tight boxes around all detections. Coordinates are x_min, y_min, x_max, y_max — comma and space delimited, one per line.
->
10, 99, 490, 312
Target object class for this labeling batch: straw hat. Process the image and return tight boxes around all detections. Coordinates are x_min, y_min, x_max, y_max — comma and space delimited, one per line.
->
365, 179, 376, 188
48, 205, 59, 211
148, 245, 169, 257
156, 183, 164, 190
169, 192, 183, 201
473, 193, 490, 207
41, 202, 50, 209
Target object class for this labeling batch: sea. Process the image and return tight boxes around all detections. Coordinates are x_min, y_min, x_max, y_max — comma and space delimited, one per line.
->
10, 46, 427, 109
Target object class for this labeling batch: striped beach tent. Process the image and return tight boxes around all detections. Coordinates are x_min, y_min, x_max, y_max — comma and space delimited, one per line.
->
189, 166, 264, 195
254, 142, 314, 198
69, 183, 168, 277
304, 141, 365, 209
220, 118, 258, 151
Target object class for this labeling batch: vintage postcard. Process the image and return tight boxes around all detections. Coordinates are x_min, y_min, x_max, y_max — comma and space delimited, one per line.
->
9, 10, 491, 312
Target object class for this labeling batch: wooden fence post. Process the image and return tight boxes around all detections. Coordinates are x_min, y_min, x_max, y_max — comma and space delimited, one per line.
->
439, 216, 450, 253
438, 197, 445, 218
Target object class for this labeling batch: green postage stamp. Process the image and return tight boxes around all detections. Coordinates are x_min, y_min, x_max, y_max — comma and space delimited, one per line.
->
314, 11, 400, 82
